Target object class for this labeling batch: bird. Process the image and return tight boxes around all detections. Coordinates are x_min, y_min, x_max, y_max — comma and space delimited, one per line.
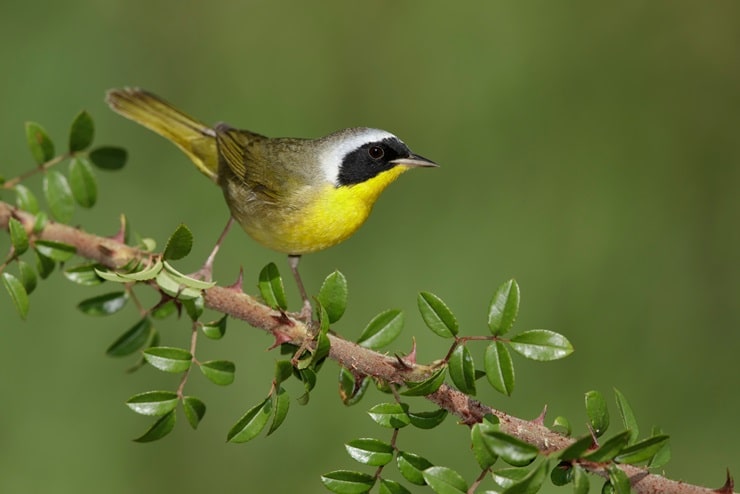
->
106, 88, 437, 318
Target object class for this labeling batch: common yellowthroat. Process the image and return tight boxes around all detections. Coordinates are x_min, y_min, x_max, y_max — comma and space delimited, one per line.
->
106, 88, 436, 316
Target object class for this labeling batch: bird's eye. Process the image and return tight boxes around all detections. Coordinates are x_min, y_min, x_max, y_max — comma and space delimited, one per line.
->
368, 145, 384, 160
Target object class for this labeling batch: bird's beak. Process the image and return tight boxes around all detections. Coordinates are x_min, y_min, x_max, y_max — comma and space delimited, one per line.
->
391, 153, 438, 168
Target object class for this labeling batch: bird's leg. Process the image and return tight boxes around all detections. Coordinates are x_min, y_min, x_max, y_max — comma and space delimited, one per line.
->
288, 254, 313, 321
194, 216, 234, 281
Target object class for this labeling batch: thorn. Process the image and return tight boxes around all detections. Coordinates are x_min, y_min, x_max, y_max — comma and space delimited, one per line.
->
267, 330, 293, 350
533, 405, 547, 425
715, 469, 734, 494
392, 354, 413, 370
226, 266, 244, 293
272, 309, 294, 327
109, 214, 127, 243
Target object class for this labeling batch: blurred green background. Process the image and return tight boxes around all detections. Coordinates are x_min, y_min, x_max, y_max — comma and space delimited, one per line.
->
1, 1, 739, 492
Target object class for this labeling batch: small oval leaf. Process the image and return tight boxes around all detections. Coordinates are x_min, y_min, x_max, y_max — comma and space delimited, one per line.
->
26, 122, 55, 164
481, 430, 539, 467
417, 291, 458, 338
585, 390, 610, 437
397, 451, 433, 486
488, 279, 520, 335
379, 479, 411, 494
345, 438, 394, 466
69, 110, 95, 152
14, 184, 39, 213
201, 314, 227, 339
106, 318, 153, 356
258, 262, 287, 310
448, 344, 476, 395
320, 470, 375, 494
357, 309, 404, 349
8, 217, 29, 255
64, 263, 105, 286
484, 341, 515, 396
182, 396, 207, 429
77, 291, 128, 316
367, 402, 410, 429
408, 408, 448, 430
89, 146, 127, 170
68, 157, 97, 208
614, 388, 639, 443
133, 411, 176, 443
126, 390, 178, 416
17, 261, 38, 295
199, 360, 235, 386
317, 270, 348, 323
2, 272, 29, 319
267, 386, 290, 435
509, 329, 573, 361
143, 346, 192, 373
227, 397, 272, 443
34, 239, 76, 262
615, 434, 670, 465
583, 430, 632, 462
422, 466, 467, 494
43, 170, 75, 223
163, 224, 193, 260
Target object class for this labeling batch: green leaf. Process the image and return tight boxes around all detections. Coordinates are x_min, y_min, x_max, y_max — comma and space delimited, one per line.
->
648, 426, 671, 468
43, 170, 75, 222
182, 396, 206, 429
585, 390, 610, 437
550, 462, 573, 486
199, 360, 235, 386
258, 262, 287, 310
583, 430, 632, 462
25, 122, 55, 164
68, 157, 97, 208
155, 269, 202, 300
35, 250, 55, 279
64, 263, 104, 286
615, 434, 670, 465
118, 259, 163, 281
17, 261, 37, 294
379, 479, 411, 494
448, 344, 476, 395
2, 272, 29, 319
573, 465, 590, 494
481, 431, 539, 467
126, 390, 178, 416
484, 341, 515, 396
274, 360, 294, 386
227, 397, 272, 443
367, 402, 410, 428
34, 239, 75, 262
397, 451, 433, 485
408, 408, 448, 429
14, 184, 39, 213
89, 146, 127, 170
401, 367, 446, 396
558, 435, 594, 461
614, 388, 639, 443
106, 318, 153, 356
69, 110, 94, 152
317, 270, 348, 323
501, 460, 548, 494
32, 211, 48, 233
182, 296, 204, 320
471, 420, 499, 469
201, 314, 227, 339
345, 438, 394, 466
339, 367, 370, 406
357, 309, 404, 349
551, 415, 571, 435
417, 291, 458, 338
9, 217, 29, 255
77, 291, 128, 316
133, 410, 176, 443
143, 346, 192, 373
151, 299, 177, 319
163, 224, 193, 260
320, 470, 375, 494
491, 467, 530, 491
607, 465, 631, 494
422, 466, 467, 494
509, 329, 573, 361
267, 386, 290, 435
488, 279, 520, 335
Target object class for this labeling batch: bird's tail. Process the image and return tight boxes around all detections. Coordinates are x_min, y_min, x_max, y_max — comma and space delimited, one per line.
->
106, 88, 218, 180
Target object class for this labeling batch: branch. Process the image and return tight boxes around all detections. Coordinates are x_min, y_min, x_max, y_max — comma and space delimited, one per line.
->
0, 199, 732, 494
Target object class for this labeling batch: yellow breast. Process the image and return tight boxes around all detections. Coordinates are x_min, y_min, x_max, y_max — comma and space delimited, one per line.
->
243, 165, 409, 254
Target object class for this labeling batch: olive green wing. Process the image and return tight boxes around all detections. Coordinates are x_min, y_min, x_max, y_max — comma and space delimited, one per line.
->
215, 124, 286, 202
